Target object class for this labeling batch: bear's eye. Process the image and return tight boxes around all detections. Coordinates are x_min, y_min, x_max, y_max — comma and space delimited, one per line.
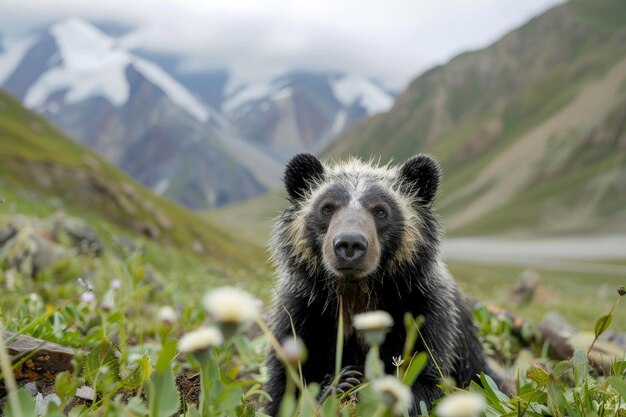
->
321, 204, 334, 216
375, 207, 387, 219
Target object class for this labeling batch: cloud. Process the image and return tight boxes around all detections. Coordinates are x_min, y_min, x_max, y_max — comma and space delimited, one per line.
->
0, 0, 564, 90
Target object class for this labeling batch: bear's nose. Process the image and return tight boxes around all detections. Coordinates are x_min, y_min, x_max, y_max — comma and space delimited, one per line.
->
333, 233, 368, 262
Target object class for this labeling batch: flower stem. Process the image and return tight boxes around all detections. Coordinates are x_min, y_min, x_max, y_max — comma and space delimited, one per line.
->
0, 334, 23, 417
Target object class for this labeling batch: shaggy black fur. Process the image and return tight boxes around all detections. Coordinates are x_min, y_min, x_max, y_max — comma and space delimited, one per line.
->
264, 154, 492, 416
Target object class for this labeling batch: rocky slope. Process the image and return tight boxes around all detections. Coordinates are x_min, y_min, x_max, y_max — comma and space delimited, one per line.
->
327, 0, 626, 236
0, 90, 263, 265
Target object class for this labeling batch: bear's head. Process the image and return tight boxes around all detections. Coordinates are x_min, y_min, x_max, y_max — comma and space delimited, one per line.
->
278, 153, 442, 287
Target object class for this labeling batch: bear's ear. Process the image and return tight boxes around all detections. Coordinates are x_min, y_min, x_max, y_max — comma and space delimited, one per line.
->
284, 153, 325, 202
398, 154, 442, 205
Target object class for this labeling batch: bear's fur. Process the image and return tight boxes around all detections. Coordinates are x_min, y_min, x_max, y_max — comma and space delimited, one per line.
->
264, 153, 492, 416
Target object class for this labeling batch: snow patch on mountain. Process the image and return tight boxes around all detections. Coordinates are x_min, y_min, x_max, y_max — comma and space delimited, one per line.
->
331, 75, 393, 114
133, 58, 208, 122
223, 79, 286, 115
0, 37, 36, 85
271, 87, 293, 101
21, 18, 208, 122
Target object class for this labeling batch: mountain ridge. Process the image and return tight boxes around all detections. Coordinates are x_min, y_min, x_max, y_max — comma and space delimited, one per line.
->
0, 17, 397, 207
326, 0, 626, 236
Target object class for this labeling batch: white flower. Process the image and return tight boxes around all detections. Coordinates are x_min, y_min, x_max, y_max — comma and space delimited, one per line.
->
372, 376, 413, 415
203, 287, 259, 324
80, 291, 95, 303
436, 392, 486, 417
353, 311, 394, 331
178, 327, 223, 353
158, 306, 178, 326
281, 337, 308, 365
111, 279, 122, 290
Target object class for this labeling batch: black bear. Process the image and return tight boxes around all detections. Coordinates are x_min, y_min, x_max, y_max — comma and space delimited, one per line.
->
265, 153, 492, 415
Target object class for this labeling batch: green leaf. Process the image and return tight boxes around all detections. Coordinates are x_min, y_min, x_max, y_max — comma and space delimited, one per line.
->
122, 354, 153, 389
612, 360, 626, 377
148, 366, 180, 417
403, 351, 427, 386
478, 373, 509, 413
125, 396, 149, 415
594, 314, 612, 338
156, 338, 178, 374
3, 389, 37, 417
215, 384, 243, 412
571, 348, 588, 387
608, 376, 626, 401
83, 341, 121, 386
419, 400, 429, 416
546, 380, 568, 417
526, 364, 550, 387
277, 392, 297, 417
402, 313, 421, 361
55, 371, 79, 403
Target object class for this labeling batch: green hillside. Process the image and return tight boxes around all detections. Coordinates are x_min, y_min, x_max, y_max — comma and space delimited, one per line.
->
327, 0, 626, 236
0, 90, 267, 279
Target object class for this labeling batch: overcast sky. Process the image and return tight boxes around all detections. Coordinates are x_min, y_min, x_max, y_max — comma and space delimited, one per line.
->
1, 0, 564, 90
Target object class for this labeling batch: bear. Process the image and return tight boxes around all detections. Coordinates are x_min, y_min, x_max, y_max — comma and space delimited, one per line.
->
264, 153, 492, 416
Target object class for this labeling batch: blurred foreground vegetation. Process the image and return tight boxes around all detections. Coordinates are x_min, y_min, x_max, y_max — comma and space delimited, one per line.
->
1, 206, 625, 416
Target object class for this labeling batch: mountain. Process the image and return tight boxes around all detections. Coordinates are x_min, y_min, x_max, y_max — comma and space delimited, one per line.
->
0, 17, 396, 206
326, 0, 626, 236
223, 72, 394, 160
0, 18, 265, 209
0, 89, 264, 267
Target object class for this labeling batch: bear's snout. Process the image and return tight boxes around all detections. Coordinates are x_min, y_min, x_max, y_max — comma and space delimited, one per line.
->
322, 207, 381, 278
333, 232, 368, 263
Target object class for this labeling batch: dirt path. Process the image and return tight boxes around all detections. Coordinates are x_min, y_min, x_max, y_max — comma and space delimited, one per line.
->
442, 235, 626, 274
445, 57, 626, 230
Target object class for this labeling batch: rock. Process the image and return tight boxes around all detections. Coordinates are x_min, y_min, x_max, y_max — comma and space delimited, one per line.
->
1, 331, 75, 380
75, 386, 95, 401
0, 223, 18, 246
539, 312, 626, 373
35, 392, 61, 416
568, 332, 626, 372
23, 381, 38, 396
540, 311, 578, 338
52, 214, 104, 256
134, 221, 160, 240
511, 270, 550, 305
0, 221, 67, 278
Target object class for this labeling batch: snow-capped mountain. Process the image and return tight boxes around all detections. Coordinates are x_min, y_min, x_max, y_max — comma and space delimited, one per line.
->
0, 18, 266, 208
0, 18, 397, 207
222, 72, 394, 159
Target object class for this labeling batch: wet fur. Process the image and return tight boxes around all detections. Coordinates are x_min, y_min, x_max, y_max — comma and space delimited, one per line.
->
264, 154, 491, 416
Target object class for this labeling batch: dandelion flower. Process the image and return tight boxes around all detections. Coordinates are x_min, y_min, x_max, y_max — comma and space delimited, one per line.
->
281, 337, 308, 365
354, 311, 394, 331
178, 327, 223, 354
436, 391, 486, 417
372, 376, 413, 415
354, 310, 394, 345
203, 286, 259, 324
157, 306, 178, 326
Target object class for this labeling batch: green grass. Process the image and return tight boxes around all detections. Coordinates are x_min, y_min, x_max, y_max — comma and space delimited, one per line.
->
449, 260, 626, 332
0, 90, 267, 273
